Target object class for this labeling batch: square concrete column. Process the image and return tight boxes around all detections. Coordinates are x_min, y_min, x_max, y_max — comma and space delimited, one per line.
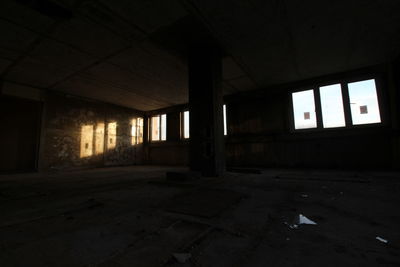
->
188, 44, 225, 176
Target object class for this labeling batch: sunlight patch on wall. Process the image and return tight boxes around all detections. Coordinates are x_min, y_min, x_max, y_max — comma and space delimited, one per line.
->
95, 123, 105, 155
107, 122, 117, 149
80, 125, 93, 158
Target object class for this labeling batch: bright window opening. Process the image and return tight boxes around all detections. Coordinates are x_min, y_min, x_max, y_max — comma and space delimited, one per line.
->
183, 111, 189, 139
151, 114, 167, 141
223, 104, 227, 135
319, 84, 346, 128
348, 79, 381, 125
292, 90, 317, 129
131, 117, 144, 145
161, 114, 167, 141
151, 115, 160, 141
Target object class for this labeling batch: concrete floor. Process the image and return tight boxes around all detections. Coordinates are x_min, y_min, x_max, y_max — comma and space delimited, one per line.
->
0, 166, 399, 266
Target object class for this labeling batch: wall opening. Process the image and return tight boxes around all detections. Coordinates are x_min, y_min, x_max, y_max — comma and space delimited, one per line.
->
292, 89, 317, 129
348, 79, 381, 125
319, 84, 346, 128
131, 117, 144, 145
150, 114, 167, 142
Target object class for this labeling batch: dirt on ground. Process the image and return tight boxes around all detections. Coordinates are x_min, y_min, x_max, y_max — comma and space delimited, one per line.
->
0, 166, 399, 266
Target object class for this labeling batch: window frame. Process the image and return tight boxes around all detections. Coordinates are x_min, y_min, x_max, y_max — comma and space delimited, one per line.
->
149, 114, 167, 142
180, 110, 190, 140
179, 105, 228, 139
289, 74, 387, 132
131, 117, 144, 145
223, 104, 228, 136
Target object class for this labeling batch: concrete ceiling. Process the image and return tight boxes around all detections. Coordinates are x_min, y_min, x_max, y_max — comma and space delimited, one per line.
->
1, 0, 400, 111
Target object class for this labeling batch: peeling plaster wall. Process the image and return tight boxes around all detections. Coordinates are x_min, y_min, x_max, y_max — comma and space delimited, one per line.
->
39, 93, 144, 171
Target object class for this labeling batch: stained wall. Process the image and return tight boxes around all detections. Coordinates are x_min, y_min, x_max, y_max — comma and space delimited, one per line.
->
39, 92, 144, 171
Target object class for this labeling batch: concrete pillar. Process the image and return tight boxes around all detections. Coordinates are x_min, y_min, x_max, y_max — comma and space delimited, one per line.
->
188, 44, 225, 176
391, 58, 400, 169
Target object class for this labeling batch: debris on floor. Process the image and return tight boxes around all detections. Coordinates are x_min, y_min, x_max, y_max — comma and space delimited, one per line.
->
376, 236, 388, 243
285, 214, 317, 229
173, 253, 192, 263
298, 214, 317, 225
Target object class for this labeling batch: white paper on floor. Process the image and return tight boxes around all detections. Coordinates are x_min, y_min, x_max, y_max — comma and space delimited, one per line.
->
285, 214, 317, 229
299, 214, 317, 225
376, 236, 388, 243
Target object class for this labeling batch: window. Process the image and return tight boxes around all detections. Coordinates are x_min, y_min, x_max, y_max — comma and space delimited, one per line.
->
291, 78, 381, 130
292, 89, 317, 129
319, 84, 346, 128
151, 114, 167, 141
182, 111, 189, 139
348, 79, 381, 125
131, 117, 143, 145
181, 107, 226, 138
223, 104, 227, 135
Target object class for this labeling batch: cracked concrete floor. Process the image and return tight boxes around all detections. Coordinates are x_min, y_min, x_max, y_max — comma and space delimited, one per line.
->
0, 166, 399, 266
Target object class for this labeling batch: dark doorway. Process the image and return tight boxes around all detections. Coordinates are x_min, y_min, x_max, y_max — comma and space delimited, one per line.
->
0, 96, 42, 172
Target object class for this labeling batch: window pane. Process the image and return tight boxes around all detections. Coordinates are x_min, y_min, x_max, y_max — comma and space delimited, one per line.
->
292, 90, 317, 129
161, 114, 167, 141
319, 84, 346, 128
223, 104, 227, 135
151, 116, 160, 141
137, 118, 143, 144
348, 79, 381, 125
131, 119, 137, 145
183, 111, 189, 139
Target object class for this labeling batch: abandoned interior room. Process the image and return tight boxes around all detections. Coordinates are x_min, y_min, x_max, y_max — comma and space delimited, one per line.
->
1, 0, 400, 266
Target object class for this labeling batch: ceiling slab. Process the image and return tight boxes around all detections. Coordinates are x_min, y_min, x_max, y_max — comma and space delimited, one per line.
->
51, 17, 131, 57
1, 0, 400, 111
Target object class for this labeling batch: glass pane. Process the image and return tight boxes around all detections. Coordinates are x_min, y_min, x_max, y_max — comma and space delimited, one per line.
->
320, 84, 346, 128
223, 104, 227, 135
183, 111, 190, 139
348, 79, 381, 125
137, 118, 143, 144
161, 114, 167, 141
292, 89, 317, 129
131, 119, 137, 145
151, 116, 160, 141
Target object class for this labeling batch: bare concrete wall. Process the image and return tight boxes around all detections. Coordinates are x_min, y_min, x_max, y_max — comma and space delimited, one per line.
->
39, 92, 144, 171
146, 64, 399, 170
147, 108, 189, 165
148, 142, 188, 165
0, 95, 42, 172
225, 95, 393, 168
